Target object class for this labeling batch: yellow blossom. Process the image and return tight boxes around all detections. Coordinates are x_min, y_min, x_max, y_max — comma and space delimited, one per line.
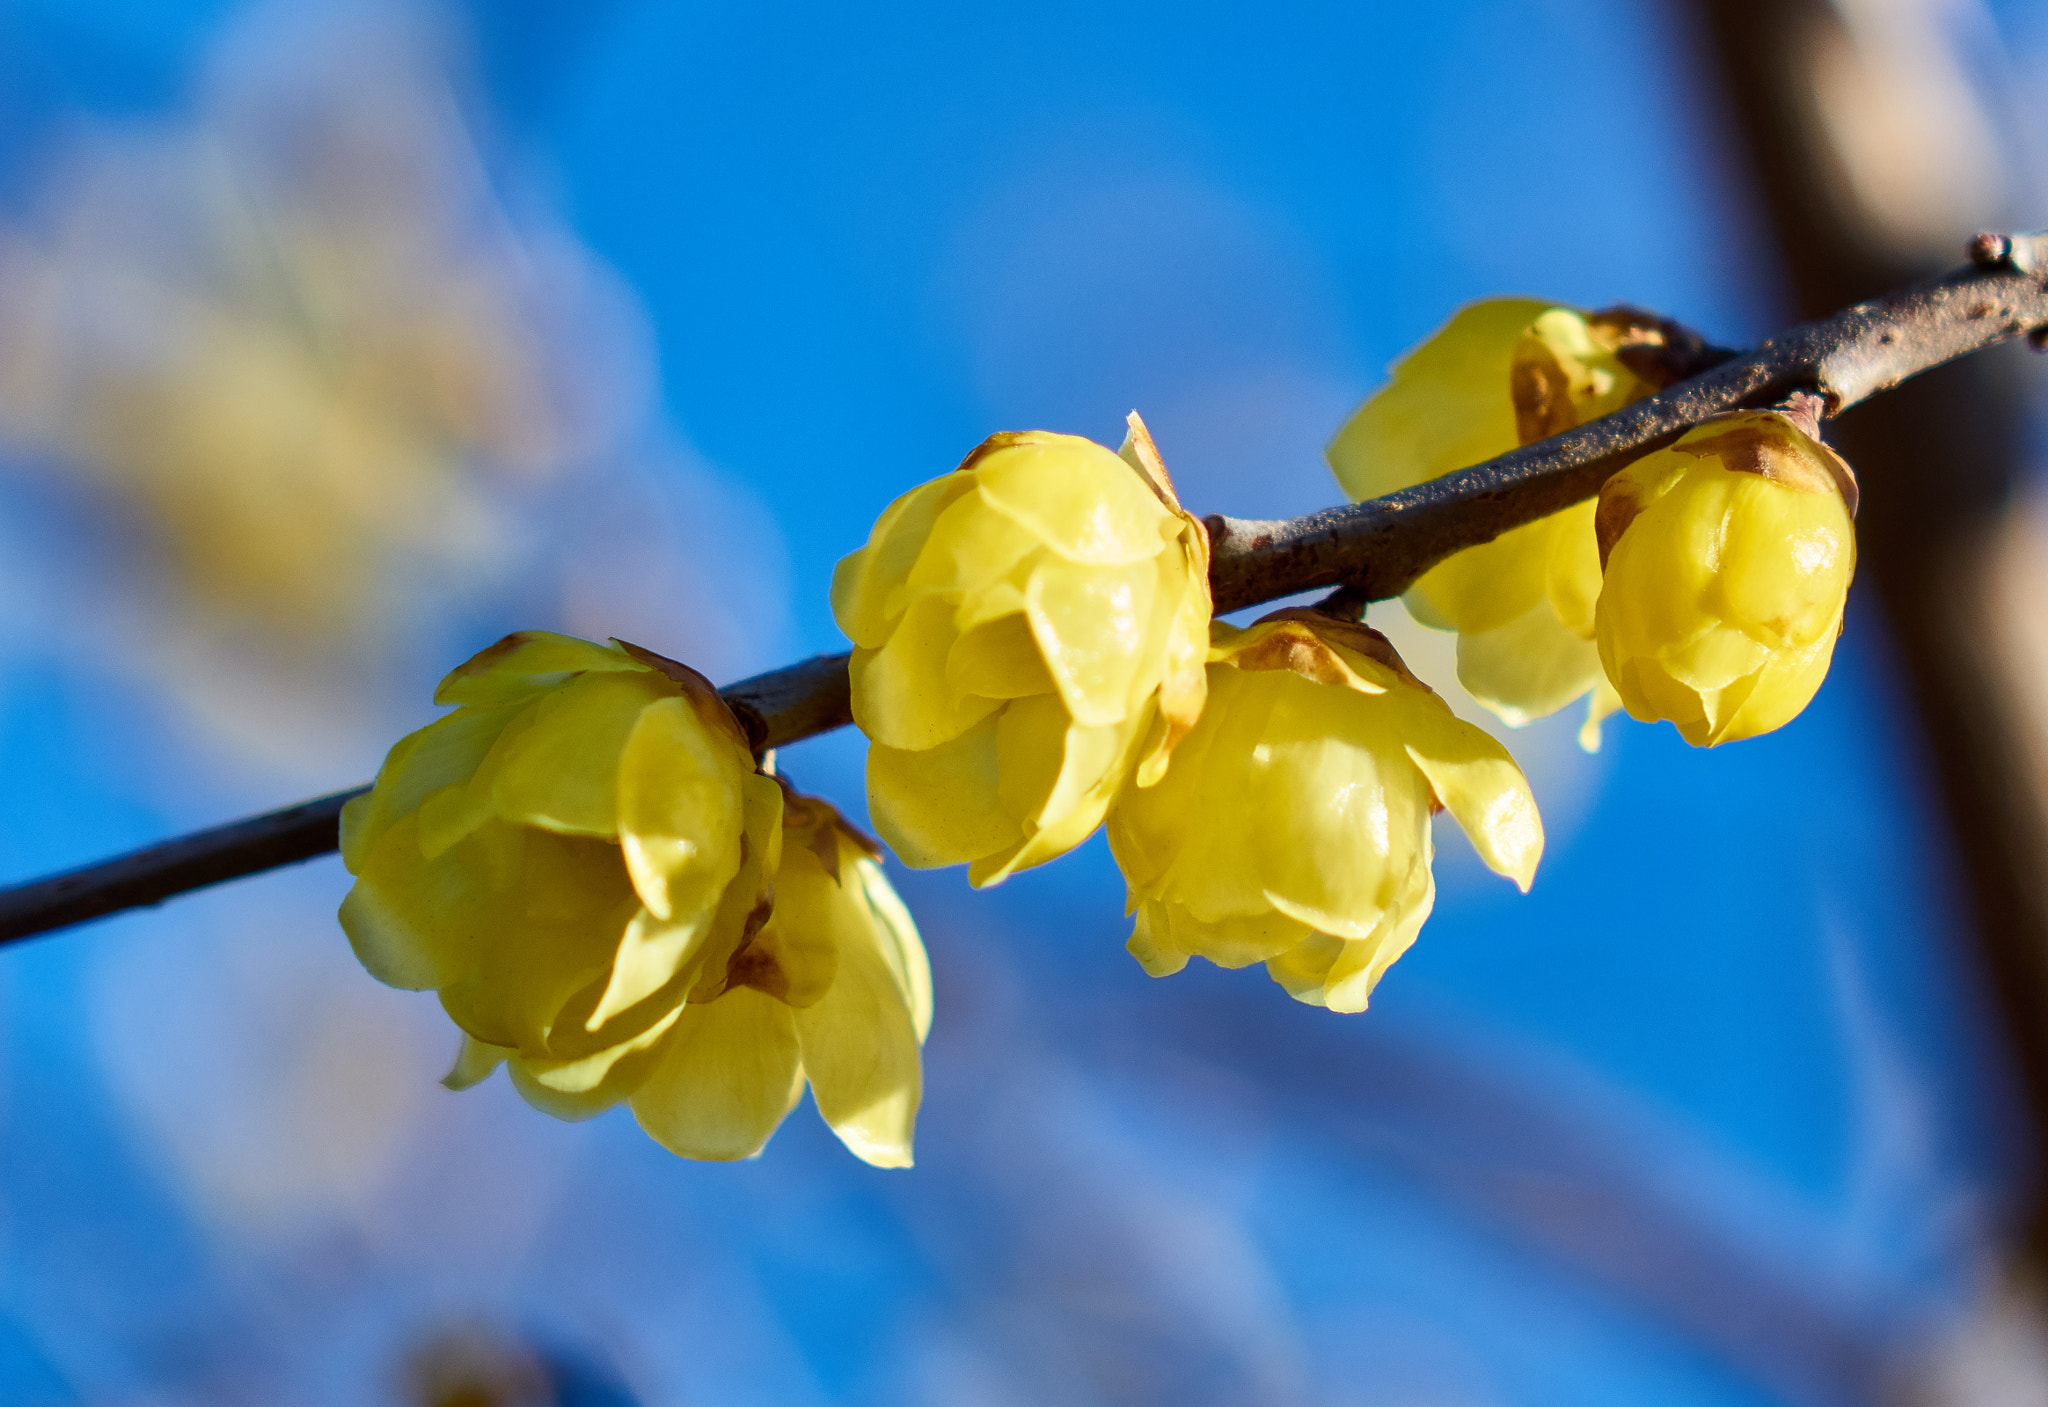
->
832, 413, 1211, 886
448, 785, 933, 1166
1594, 406, 1858, 746
1326, 300, 1697, 744
341, 632, 934, 1165
339, 630, 783, 1122
1106, 611, 1543, 1013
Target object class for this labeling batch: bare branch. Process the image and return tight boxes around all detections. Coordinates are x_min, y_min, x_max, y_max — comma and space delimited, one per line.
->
3, 235, 2044, 943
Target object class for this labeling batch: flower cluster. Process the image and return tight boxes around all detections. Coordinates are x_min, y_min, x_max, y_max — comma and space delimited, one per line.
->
339, 631, 929, 1166
336, 297, 1863, 1167
1327, 300, 1855, 750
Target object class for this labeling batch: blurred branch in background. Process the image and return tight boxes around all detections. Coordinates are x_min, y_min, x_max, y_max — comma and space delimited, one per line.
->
1694, 0, 2048, 1389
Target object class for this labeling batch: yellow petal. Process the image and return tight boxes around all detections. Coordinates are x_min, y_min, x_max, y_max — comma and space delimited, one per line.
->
1392, 693, 1544, 891
971, 434, 1170, 567
580, 905, 717, 1035
338, 811, 508, 991
1024, 556, 1156, 728
487, 671, 670, 838
1407, 516, 1551, 635
434, 828, 643, 1054
1579, 679, 1624, 753
846, 855, 933, 1042
629, 988, 804, 1161
903, 485, 1046, 601
1326, 297, 1547, 502
434, 631, 641, 707
793, 896, 924, 1168
969, 696, 1134, 886
730, 840, 842, 1009
340, 700, 527, 870
442, 1034, 508, 1091
945, 610, 1057, 700
681, 772, 786, 1005
1126, 902, 1191, 977
615, 694, 749, 922
1544, 498, 1603, 640
867, 715, 1019, 869
1454, 601, 1604, 728
849, 595, 1002, 750
503, 1001, 686, 1121
831, 475, 976, 649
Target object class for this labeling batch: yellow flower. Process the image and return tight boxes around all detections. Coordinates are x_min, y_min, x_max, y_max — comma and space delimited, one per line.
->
1106, 611, 1543, 1013
832, 413, 1211, 886
449, 785, 934, 1166
1594, 406, 1858, 746
342, 632, 934, 1166
1326, 300, 1696, 744
340, 630, 783, 1123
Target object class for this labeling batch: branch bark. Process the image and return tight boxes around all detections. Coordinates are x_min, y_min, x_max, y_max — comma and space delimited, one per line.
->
3, 235, 2045, 944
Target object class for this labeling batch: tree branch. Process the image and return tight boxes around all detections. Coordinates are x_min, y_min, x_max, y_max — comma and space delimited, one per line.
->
3, 233, 2044, 943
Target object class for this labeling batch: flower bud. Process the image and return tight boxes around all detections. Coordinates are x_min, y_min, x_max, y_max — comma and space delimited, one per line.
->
832, 414, 1211, 886
1594, 406, 1857, 746
1326, 300, 1699, 745
1106, 611, 1543, 1013
340, 631, 782, 1119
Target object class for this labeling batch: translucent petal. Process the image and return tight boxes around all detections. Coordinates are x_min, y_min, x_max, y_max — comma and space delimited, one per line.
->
487, 671, 670, 837
1126, 903, 1190, 977
442, 1035, 507, 1091
732, 840, 842, 1009
616, 694, 749, 922
1580, 679, 1625, 753
867, 716, 1017, 869
831, 475, 976, 649
972, 435, 1170, 566
1544, 499, 1604, 640
629, 988, 804, 1161
581, 905, 717, 1035
1024, 557, 1156, 727
849, 594, 1001, 749
1393, 691, 1544, 891
339, 812, 508, 991
946, 610, 1056, 700
680, 773, 786, 1006
1711, 634, 1837, 746
793, 900, 924, 1168
1455, 601, 1603, 727
434, 631, 641, 707
504, 1001, 686, 1121
1157, 667, 1432, 938
340, 701, 527, 870
1408, 515, 1551, 634
435, 829, 642, 1055
847, 855, 933, 1042
904, 486, 1045, 600
1160, 901, 1311, 970
1326, 298, 1547, 502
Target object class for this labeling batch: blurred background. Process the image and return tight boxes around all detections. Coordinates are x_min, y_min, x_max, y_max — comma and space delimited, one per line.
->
0, 0, 2041, 1402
